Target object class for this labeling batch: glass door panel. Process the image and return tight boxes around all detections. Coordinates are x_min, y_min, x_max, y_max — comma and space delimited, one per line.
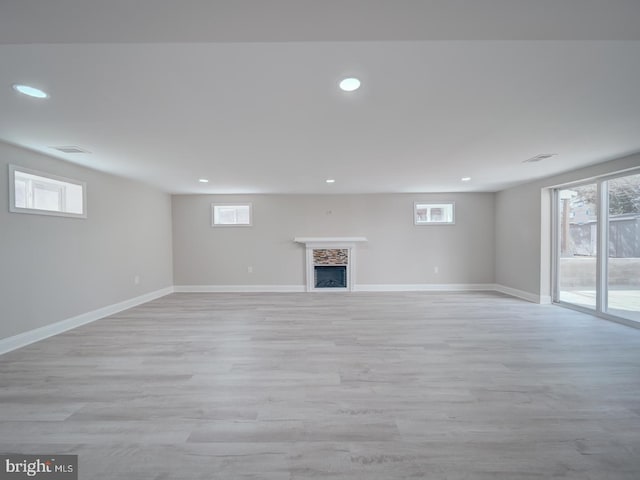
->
558, 184, 598, 309
606, 173, 640, 321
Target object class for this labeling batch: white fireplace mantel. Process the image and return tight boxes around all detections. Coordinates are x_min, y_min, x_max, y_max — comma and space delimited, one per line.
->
294, 237, 368, 248
294, 237, 367, 292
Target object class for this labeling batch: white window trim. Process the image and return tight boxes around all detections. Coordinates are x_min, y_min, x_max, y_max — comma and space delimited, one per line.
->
414, 201, 455, 225
211, 202, 253, 227
8, 164, 87, 219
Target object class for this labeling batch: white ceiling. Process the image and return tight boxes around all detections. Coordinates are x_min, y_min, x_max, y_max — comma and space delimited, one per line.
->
1, 0, 639, 194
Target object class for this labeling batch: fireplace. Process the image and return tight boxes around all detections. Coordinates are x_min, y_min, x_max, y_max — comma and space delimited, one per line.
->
294, 237, 367, 292
315, 265, 347, 288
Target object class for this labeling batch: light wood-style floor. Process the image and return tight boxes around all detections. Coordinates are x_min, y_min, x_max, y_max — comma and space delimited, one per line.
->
1, 292, 640, 479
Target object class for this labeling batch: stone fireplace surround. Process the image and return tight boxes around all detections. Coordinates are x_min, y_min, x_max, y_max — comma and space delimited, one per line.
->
294, 237, 368, 292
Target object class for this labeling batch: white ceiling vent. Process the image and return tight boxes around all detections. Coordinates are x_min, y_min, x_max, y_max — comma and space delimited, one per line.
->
523, 153, 557, 163
51, 145, 91, 154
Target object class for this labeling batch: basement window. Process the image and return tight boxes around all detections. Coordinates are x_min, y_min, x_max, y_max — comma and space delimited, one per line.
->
414, 201, 455, 225
9, 165, 87, 218
211, 203, 252, 226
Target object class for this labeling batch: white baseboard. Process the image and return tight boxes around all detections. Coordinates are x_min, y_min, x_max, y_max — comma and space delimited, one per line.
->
493, 284, 547, 304
174, 285, 306, 293
354, 283, 497, 292
0, 286, 174, 355
539, 295, 552, 305
356, 283, 548, 304
174, 284, 498, 294
173, 284, 545, 304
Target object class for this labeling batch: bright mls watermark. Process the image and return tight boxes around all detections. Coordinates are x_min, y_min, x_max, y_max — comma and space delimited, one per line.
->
1, 455, 77, 479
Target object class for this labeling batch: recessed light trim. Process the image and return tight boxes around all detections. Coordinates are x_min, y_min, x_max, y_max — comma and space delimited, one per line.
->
12, 84, 49, 99
339, 78, 361, 92
198, 178, 209, 183
461, 177, 471, 182
326, 179, 336, 184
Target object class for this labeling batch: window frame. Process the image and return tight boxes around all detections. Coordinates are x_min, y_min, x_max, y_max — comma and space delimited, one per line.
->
414, 201, 455, 226
8, 164, 87, 219
211, 202, 253, 227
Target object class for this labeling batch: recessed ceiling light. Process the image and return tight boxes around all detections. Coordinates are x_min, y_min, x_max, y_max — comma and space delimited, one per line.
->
461, 177, 471, 182
339, 78, 361, 92
326, 179, 336, 184
12, 84, 49, 99
198, 178, 209, 183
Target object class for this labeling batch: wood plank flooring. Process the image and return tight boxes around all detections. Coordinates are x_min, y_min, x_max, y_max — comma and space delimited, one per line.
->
1, 292, 639, 479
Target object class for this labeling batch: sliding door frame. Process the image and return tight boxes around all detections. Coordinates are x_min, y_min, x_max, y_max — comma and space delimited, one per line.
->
596, 181, 608, 314
552, 168, 640, 328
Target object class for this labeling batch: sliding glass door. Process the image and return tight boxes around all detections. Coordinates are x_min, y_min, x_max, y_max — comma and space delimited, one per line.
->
554, 171, 640, 323
606, 173, 640, 321
557, 183, 598, 310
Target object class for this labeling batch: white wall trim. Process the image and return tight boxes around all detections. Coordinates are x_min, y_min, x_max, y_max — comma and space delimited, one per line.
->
174, 284, 546, 303
0, 286, 174, 355
355, 283, 549, 304
174, 283, 503, 294
493, 284, 549, 304
540, 295, 552, 305
354, 283, 497, 292
174, 285, 306, 293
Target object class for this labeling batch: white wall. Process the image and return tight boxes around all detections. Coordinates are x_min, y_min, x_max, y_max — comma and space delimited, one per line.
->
2, 135, 634, 346
172, 193, 495, 288
0, 141, 174, 340
495, 152, 640, 299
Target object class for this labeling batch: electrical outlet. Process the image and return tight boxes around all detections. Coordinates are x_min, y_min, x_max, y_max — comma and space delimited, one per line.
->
247, 266, 253, 274
134, 275, 140, 285
434, 266, 439, 274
